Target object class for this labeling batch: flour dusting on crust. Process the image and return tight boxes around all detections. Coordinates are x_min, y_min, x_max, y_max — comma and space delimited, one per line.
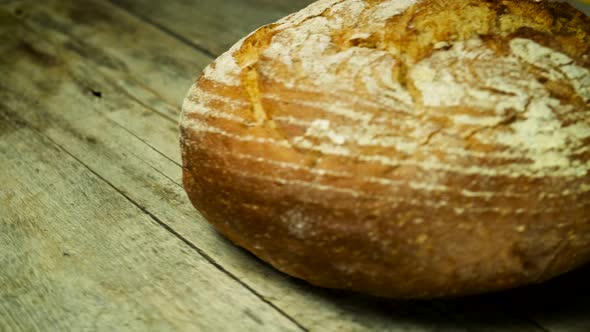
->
182, 0, 590, 193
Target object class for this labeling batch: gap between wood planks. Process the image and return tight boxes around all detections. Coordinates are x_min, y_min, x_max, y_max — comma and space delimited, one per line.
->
108, 0, 217, 59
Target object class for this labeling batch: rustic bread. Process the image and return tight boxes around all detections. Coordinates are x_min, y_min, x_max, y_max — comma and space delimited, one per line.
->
180, 0, 590, 298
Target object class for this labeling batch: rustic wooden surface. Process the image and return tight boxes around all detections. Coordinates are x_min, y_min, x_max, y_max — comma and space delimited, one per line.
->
0, 0, 589, 331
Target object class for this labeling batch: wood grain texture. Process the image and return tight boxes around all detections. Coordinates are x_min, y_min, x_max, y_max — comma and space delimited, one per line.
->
0, 0, 588, 331
112, 0, 316, 57
0, 114, 301, 332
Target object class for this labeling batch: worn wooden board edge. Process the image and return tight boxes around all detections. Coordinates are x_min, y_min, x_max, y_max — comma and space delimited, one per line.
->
110, 0, 317, 57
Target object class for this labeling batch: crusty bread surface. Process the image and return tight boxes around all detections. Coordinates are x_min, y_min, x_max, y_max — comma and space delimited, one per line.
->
180, 0, 590, 298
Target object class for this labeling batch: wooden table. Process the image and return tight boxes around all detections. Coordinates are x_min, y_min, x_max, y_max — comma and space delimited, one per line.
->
1, 1, 589, 331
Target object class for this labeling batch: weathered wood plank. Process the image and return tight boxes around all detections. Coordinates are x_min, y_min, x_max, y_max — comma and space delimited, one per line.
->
15, 0, 208, 122
112, 0, 589, 60
112, 0, 315, 57
0, 114, 302, 332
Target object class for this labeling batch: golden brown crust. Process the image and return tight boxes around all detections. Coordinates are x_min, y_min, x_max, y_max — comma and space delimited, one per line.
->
180, 0, 590, 298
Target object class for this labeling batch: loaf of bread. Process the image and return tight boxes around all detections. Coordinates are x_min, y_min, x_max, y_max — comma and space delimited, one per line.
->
180, 0, 590, 298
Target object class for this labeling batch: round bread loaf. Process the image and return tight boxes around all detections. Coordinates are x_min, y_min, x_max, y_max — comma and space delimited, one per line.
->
180, 0, 590, 298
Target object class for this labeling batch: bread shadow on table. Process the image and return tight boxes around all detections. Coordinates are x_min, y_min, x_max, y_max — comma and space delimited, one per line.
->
305, 263, 590, 329
214, 226, 590, 328
492, 263, 590, 326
